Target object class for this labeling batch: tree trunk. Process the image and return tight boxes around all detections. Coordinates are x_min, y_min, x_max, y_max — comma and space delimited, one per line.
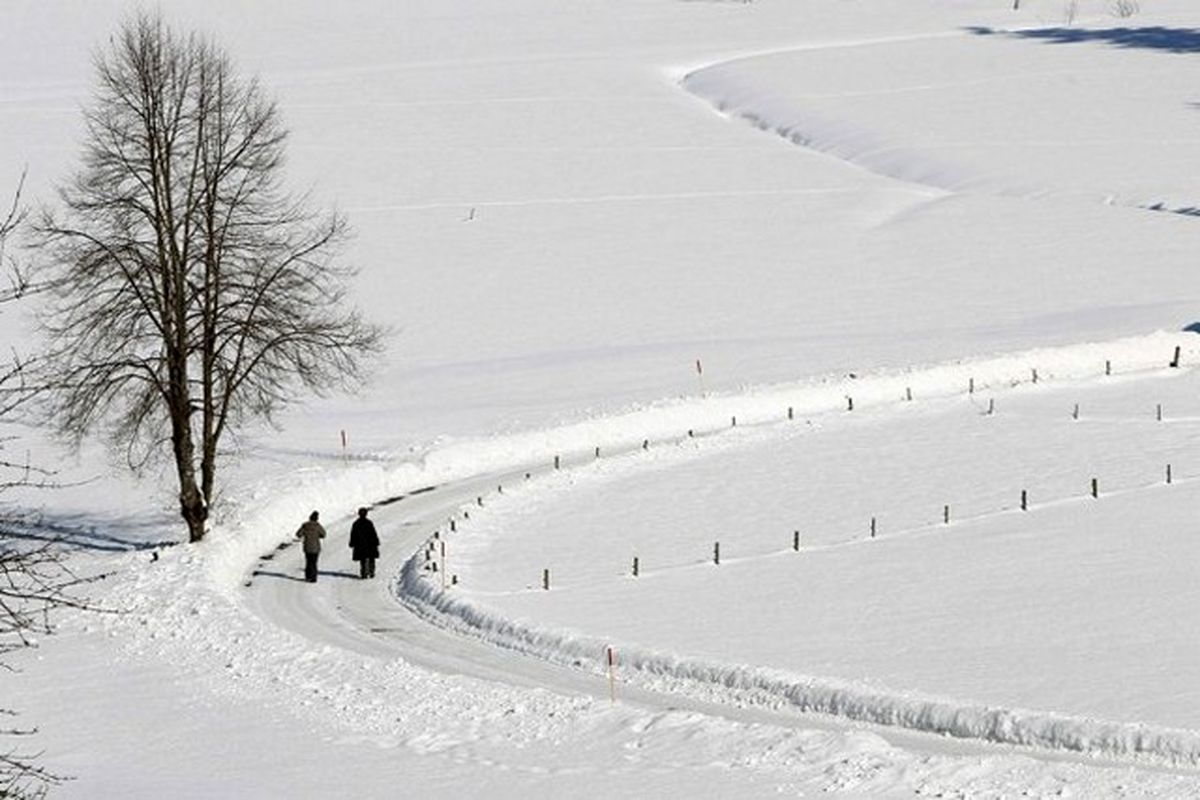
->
169, 377, 206, 541
180, 475, 208, 543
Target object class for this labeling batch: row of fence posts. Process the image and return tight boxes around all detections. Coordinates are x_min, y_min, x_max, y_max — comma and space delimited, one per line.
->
442, 446, 1182, 592
391, 349, 1186, 476
543, 397, 1175, 481
534, 465, 1180, 589
423, 532, 459, 588
423, 529, 620, 702
421, 346, 1188, 591
544, 352, 1182, 465
422, 346, 1188, 709
454, 349, 1186, 482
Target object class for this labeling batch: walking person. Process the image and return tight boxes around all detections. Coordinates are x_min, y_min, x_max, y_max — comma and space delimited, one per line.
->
295, 510, 326, 583
349, 507, 380, 579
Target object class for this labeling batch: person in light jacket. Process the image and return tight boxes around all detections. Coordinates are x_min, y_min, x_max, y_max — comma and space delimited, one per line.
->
349, 507, 380, 579
295, 510, 326, 583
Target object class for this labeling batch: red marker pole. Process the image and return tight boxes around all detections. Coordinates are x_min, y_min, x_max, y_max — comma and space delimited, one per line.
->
606, 646, 617, 704
695, 359, 706, 397
440, 540, 447, 590
340, 429, 347, 462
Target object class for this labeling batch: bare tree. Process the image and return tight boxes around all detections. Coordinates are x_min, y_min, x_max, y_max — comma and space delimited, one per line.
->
0, 536, 98, 800
1111, 0, 1139, 17
0, 178, 87, 799
34, 13, 385, 542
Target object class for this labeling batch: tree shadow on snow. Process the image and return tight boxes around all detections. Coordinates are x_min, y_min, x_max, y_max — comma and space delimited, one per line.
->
2, 512, 182, 553
965, 25, 1200, 54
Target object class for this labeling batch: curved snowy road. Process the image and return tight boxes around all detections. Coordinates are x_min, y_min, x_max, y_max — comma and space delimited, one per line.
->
245, 459, 1011, 758
224, 334, 1200, 800
245, 464, 604, 693
241, 445, 1200, 781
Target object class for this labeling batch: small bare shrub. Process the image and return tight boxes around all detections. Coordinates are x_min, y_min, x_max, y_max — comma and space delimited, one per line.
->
1064, 0, 1079, 25
1112, 0, 1139, 17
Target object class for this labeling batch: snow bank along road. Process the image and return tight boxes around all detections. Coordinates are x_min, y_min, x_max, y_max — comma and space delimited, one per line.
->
240, 332, 1200, 774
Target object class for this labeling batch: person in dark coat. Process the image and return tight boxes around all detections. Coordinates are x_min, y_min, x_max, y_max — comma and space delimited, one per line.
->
295, 510, 326, 583
349, 507, 380, 579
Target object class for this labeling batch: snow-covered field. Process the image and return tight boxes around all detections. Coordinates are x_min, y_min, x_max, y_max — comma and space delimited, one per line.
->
8, 0, 1200, 796
438, 346, 1200, 753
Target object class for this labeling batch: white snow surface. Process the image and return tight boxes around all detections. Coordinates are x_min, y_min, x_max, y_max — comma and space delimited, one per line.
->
8, 0, 1200, 796
411, 340, 1200, 763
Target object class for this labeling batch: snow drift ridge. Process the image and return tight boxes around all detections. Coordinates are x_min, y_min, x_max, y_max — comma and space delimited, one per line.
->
387, 330, 1200, 765
398, 551, 1200, 764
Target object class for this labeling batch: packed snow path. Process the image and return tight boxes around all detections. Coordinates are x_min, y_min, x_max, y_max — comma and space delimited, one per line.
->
244, 461, 1200, 780
244, 332, 1200, 770
245, 466, 991, 754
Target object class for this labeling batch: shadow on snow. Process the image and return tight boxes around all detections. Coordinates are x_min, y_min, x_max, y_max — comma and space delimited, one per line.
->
965, 25, 1200, 54
2, 512, 182, 552
251, 568, 361, 583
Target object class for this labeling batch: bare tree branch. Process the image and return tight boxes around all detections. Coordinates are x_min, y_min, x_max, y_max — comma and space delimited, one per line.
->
0, 169, 28, 306
0, 176, 82, 800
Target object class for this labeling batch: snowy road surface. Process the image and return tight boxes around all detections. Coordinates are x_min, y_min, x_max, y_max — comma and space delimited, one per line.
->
225, 335, 1200, 795
241, 452, 1200, 797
